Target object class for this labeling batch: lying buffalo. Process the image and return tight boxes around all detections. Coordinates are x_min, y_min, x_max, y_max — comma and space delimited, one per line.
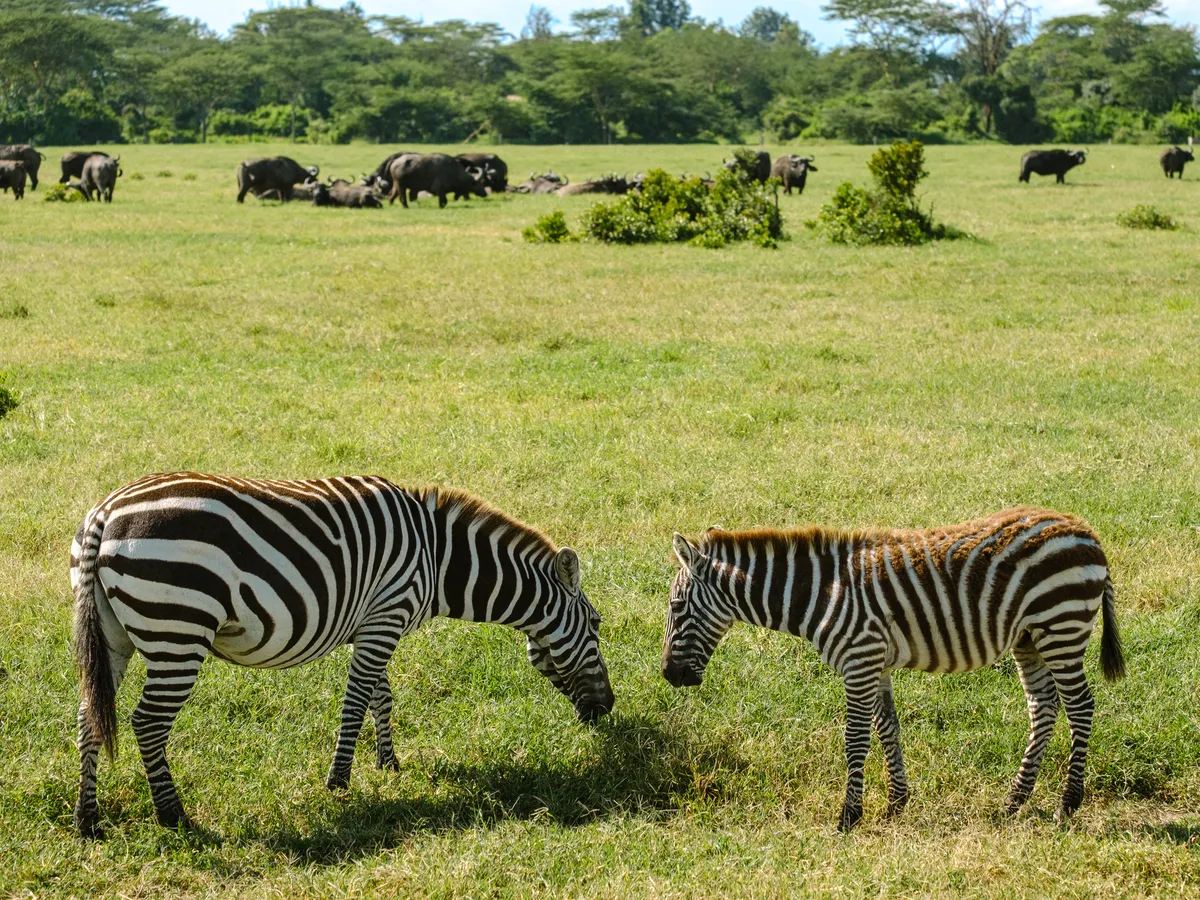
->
80, 154, 121, 202
257, 184, 319, 203
60, 151, 108, 183
1160, 146, 1194, 179
724, 150, 771, 183
313, 179, 382, 208
388, 153, 486, 208
771, 155, 817, 194
0, 144, 44, 189
456, 152, 507, 192
557, 174, 628, 195
1019, 148, 1087, 184
0, 161, 27, 200
514, 172, 567, 194
236, 157, 319, 203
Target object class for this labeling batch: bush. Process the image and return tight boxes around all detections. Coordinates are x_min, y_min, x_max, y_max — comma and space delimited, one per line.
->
522, 210, 575, 244
810, 140, 963, 246
42, 183, 83, 203
0, 373, 19, 420
1116, 205, 1178, 230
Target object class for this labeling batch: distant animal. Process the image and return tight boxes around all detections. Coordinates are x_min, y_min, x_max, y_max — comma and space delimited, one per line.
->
60, 152, 109, 184
312, 179, 383, 208
514, 172, 567, 194
80, 155, 122, 203
362, 151, 416, 196
771, 155, 817, 194
1160, 146, 1194, 179
556, 174, 628, 196
236, 157, 319, 203
0, 161, 27, 200
1019, 149, 1087, 184
70, 473, 614, 835
257, 183, 319, 203
456, 152, 508, 192
724, 150, 771, 183
388, 153, 487, 208
663, 507, 1125, 832
0, 144, 45, 189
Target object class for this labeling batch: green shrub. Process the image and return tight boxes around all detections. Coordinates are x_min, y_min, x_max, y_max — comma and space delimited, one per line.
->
182, 173, 197, 181
129, 172, 144, 181
42, 183, 82, 203
522, 210, 575, 244
1, 302, 29, 319
156, 170, 173, 178
0, 373, 19, 420
1116, 205, 1178, 230
810, 141, 964, 246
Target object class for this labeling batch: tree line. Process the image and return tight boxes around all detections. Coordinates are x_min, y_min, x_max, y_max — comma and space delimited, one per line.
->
1, 0, 1197, 147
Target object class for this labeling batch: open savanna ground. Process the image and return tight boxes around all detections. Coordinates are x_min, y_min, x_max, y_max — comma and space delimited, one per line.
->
1, 142, 1198, 898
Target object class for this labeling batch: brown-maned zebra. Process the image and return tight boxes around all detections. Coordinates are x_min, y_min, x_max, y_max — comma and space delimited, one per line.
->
71, 473, 614, 837
662, 507, 1125, 831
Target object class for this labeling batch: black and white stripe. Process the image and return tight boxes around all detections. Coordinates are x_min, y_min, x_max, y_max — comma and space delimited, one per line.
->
71, 472, 613, 835
662, 507, 1125, 830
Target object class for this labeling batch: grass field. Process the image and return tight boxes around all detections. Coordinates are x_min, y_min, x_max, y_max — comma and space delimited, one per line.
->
1, 142, 1199, 898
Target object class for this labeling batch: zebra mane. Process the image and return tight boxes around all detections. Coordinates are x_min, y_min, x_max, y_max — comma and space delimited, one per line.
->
689, 526, 837, 562
419, 485, 559, 555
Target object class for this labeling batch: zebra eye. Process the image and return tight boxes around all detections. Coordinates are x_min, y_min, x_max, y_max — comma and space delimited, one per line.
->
669, 598, 687, 613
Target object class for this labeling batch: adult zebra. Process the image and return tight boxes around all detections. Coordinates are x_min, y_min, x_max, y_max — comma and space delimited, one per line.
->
71, 472, 614, 836
662, 508, 1125, 831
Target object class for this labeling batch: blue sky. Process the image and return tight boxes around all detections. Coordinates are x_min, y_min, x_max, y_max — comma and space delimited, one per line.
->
167, 0, 1200, 47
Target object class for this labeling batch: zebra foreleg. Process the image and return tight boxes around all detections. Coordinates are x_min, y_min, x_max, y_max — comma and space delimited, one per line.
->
327, 629, 401, 790
839, 663, 883, 832
368, 671, 399, 771
873, 675, 909, 817
1006, 637, 1059, 814
1042, 655, 1094, 822
131, 657, 207, 829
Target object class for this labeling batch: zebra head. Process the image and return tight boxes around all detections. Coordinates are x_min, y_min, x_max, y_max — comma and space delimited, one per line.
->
525, 547, 615, 723
662, 533, 737, 688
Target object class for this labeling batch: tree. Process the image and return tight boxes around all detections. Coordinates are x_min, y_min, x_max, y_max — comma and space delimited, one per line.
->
570, 6, 625, 41
521, 5, 557, 40
155, 46, 248, 142
943, 0, 1032, 131
628, 0, 692, 36
821, 0, 954, 84
741, 7, 801, 43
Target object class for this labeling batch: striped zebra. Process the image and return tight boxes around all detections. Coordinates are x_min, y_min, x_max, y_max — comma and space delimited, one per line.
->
662, 507, 1125, 831
71, 473, 614, 836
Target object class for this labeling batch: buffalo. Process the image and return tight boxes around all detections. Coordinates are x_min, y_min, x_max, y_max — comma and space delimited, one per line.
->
388, 153, 487, 208
456, 152, 508, 192
0, 161, 27, 200
771, 155, 817, 194
724, 150, 771, 183
362, 151, 416, 195
80, 154, 121, 202
60, 151, 109, 184
257, 183, 319, 203
1019, 148, 1087, 184
312, 179, 383, 208
236, 157, 319, 203
514, 172, 567, 194
556, 174, 628, 196
0, 144, 44, 189
1160, 146, 1194, 179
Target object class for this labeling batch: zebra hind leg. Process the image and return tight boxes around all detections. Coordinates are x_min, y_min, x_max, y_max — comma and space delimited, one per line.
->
839, 663, 884, 832
74, 647, 133, 838
131, 656, 207, 829
1006, 636, 1059, 814
1040, 653, 1094, 822
369, 671, 399, 771
873, 675, 909, 817
327, 625, 402, 790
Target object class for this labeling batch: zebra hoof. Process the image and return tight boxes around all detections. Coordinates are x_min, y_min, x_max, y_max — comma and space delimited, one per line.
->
838, 804, 863, 833
74, 808, 103, 840
326, 771, 351, 791
155, 803, 190, 830
376, 754, 399, 772
885, 792, 909, 818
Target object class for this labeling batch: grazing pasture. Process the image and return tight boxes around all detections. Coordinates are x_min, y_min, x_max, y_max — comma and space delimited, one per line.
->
1, 143, 1199, 897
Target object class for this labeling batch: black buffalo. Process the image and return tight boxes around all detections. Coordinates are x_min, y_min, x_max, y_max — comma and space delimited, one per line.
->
236, 157, 319, 203
1160, 146, 1194, 179
312, 179, 383, 208
0, 144, 44, 189
556, 174, 628, 195
361, 151, 416, 195
1019, 149, 1087, 184
456, 152, 507, 192
60, 151, 109, 183
80, 154, 121, 202
388, 153, 487, 208
514, 172, 567, 194
724, 150, 771, 183
0, 161, 27, 200
771, 155, 817, 194
257, 183, 319, 203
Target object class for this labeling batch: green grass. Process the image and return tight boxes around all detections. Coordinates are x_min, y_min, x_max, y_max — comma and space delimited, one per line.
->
1, 142, 1199, 898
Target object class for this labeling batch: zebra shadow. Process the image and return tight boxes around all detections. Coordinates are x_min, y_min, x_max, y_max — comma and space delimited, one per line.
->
253, 713, 740, 864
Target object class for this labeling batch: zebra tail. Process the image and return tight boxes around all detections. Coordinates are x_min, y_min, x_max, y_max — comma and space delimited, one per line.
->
74, 512, 118, 758
1100, 577, 1126, 683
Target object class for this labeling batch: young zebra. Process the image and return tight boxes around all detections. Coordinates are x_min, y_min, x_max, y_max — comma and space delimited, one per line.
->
662, 508, 1125, 831
71, 473, 614, 836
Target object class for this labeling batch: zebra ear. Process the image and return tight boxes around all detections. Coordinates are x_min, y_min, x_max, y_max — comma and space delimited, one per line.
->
672, 533, 702, 571
554, 547, 581, 591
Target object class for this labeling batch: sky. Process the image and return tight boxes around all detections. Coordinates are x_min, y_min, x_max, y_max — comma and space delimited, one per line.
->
167, 0, 1200, 47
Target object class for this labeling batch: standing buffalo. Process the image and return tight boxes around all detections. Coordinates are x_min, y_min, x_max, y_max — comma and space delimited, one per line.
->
312, 179, 383, 208
388, 153, 487, 208
724, 150, 771, 183
236, 157, 319, 203
60, 151, 109, 183
0, 145, 44, 189
1160, 146, 1194, 179
456, 152, 508, 192
0, 161, 27, 200
1019, 149, 1087, 184
80, 155, 122, 202
362, 151, 416, 195
771, 155, 817, 194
